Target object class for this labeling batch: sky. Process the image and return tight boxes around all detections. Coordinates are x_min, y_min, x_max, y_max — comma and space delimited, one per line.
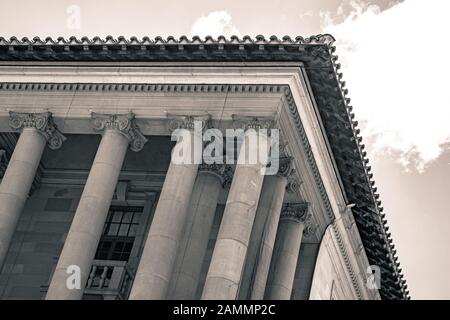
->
0, 0, 449, 299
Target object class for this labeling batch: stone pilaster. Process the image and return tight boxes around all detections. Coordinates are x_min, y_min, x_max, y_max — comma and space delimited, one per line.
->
168, 163, 232, 300
265, 202, 310, 300
46, 112, 146, 300
201, 116, 272, 300
129, 115, 210, 300
0, 112, 65, 270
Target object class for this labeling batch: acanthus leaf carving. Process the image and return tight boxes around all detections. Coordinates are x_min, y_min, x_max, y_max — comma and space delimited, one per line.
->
90, 112, 148, 152
8, 111, 66, 150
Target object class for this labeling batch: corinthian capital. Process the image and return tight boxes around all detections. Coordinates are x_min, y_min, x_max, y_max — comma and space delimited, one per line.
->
276, 156, 295, 178
9, 111, 66, 150
166, 114, 211, 132
198, 163, 233, 188
91, 112, 148, 152
281, 202, 310, 223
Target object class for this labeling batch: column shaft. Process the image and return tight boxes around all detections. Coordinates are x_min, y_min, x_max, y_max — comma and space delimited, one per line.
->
265, 210, 306, 300
0, 128, 46, 268
46, 129, 129, 299
239, 175, 287, 299
129, 131, 199, 300
168, 171, 222, 299
202, 131, 270, 300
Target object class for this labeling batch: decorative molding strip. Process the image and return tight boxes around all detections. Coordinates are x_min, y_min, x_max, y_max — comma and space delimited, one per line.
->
9, 111, 66, 150
91, 112, 148, 152
0, 83, 286, 93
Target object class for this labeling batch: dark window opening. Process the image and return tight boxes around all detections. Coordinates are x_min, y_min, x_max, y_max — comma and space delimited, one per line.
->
94, 206, 143, 262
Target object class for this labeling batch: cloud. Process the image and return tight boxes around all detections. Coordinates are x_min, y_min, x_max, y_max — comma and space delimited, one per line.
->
190, 10, 240, 38
322, 0, 450, 172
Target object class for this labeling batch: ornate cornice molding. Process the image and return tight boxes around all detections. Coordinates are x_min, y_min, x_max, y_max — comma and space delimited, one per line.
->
198, 163, 233, 188
8, 111, 66, 150
91, 112, 148, 152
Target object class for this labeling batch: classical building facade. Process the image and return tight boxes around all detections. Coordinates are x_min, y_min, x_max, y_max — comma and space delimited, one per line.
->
0, 35, 408, 300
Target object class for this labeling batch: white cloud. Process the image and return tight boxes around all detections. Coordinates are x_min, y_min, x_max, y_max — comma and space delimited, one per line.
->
322, 0, 450, 172
190, 10, 240, 38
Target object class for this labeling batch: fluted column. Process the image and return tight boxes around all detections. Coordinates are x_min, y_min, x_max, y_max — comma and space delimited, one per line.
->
168, 163, 232, 300
0, 112, 65, 270
239, 157, 298, 300
129, 115, 209, 300
201, 117, 273, 300
265, 202, 311, 300
46, 113, 147, 300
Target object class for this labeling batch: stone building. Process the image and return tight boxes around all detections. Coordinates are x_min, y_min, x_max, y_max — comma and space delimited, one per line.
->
0, 35, 408, 300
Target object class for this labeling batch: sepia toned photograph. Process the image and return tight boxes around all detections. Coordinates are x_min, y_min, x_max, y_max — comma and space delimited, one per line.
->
0, 0, 448, 311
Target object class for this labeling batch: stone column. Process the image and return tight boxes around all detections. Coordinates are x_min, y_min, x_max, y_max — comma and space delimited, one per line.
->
265, 202, 310, 300
201, 117, 273, 300
239, 157, 298, 300
168, 163, 232, 300
0, 112, 65, 270
46, 113, 147, 300
129, 115, 209, 300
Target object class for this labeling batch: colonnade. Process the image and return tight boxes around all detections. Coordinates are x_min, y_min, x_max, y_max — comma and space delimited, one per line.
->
0, 112, 313, 300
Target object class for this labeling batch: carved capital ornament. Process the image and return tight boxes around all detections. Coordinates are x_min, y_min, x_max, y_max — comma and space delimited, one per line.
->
9, 111, 66, 150
198, 163, 234, 188
276, 156, 295, 178
281, 202, 317, 236
166, 114, 211, 132
281, 202, 310, 223
91, 112, 148, 152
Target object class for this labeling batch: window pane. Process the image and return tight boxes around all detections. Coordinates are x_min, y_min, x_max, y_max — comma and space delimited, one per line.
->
128, 224, 139, 237
99, 241, 112, 250
132, 212, 142, 223
118, 224, 129, 237
111, 252, 122, 260
107, 223, 119, 236
124, 242, 133, 252
112, 211, 123, 223
95, 250, 108, 260
122, 211, 133, 223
